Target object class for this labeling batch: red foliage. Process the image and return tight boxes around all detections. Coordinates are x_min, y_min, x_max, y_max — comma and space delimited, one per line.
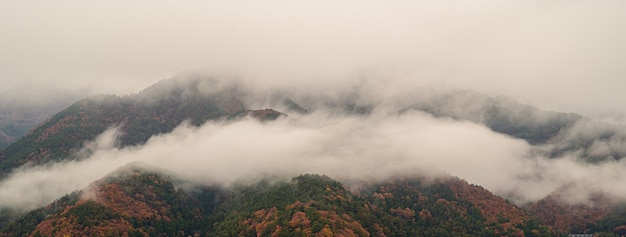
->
526, 191, 613, 233
286, 200, 315, 210
93, 182, 163, 220
316, 210, 370, 237
444, 178, 528, 235
289, 212, 312, 228
245, 207, 279, 236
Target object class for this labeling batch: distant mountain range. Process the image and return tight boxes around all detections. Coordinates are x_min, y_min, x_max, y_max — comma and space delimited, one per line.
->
1, 75, 626, 236
408, 90, 626, 162
0, 101, 73, 150
0, 86, 86, 150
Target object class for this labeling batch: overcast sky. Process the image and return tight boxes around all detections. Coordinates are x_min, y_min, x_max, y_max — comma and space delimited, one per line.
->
1, 0, 626, 119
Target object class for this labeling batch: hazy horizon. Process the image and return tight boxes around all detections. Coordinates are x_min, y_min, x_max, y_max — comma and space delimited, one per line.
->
1, 0, 626, 121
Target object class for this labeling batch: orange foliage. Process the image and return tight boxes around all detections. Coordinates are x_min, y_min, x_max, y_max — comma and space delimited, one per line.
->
445, 178, 527, 234
325, 185, 348, 201
289, 212, 312, 228
94, 182, 162, 220
245, 207, 279, 236
389, 208, 416, 222
31, 212, 138, 237
286, 200, 315, 210
316, 225, 333, 237
30, 174, 173, 237
316, 210, 370, 237
418, 209, 433, 220
526, 191, 612, 233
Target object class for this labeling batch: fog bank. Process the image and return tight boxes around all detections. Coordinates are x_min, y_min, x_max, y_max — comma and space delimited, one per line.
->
3, 109, 626, 210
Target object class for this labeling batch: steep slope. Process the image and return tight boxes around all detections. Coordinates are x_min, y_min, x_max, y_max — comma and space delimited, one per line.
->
0, 132, 13, 150
357, 177, 553, 237
523, 187, 626, 236
0, 99, 77, 149
0, 166, 556, 237
0, 78, 283, 176
0, 164, 211, 237
526, 193, 612, 234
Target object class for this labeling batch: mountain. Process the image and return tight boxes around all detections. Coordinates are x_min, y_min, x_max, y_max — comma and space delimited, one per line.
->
0, 77, 282, 175
0, 132, 13, 150
525, 187, 626, 236
0, 99, 77, 149
408, 91, 581, 145
0, 84, 88, 150
2, 76, 623, 175
2, 75, 626, 235
409, 90, 626, 163
0, 164, 203, 237
0, 164, 554, 237
525, 190, 613, 234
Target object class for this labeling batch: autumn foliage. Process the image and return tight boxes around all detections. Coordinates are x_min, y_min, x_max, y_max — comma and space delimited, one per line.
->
0, 170, 561, 237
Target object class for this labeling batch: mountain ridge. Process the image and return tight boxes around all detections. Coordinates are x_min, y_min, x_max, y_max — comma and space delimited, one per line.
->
1, 75, 626, 235
1, 164, 555, 237
0, 78, 283, 175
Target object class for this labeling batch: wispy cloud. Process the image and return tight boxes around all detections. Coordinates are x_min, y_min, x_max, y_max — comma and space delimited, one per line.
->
3, 106, 626, 210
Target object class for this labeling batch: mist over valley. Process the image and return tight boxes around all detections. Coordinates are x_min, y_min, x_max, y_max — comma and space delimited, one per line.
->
2, 1, 626, 235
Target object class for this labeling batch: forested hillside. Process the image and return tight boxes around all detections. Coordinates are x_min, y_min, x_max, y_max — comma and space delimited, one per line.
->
0, 78, 282, 176
2, 76, 626, 236
0, 100, 77, 149
0, 164, 555, 237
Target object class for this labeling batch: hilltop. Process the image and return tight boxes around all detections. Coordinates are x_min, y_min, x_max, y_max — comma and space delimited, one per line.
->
1, 75, 626, 235
1, 164, 553, 236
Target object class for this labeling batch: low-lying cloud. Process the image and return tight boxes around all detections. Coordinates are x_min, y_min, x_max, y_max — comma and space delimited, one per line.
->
3, 108, 626, 210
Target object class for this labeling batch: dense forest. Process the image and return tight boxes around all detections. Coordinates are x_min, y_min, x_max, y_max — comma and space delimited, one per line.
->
0, 79, 282, 176
0, 100, 75, 149
0, 165, 555, 237
2, 76, 626, 236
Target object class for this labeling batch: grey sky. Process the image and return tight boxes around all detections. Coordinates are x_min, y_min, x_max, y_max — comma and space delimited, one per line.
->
1, 0, 626, 119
